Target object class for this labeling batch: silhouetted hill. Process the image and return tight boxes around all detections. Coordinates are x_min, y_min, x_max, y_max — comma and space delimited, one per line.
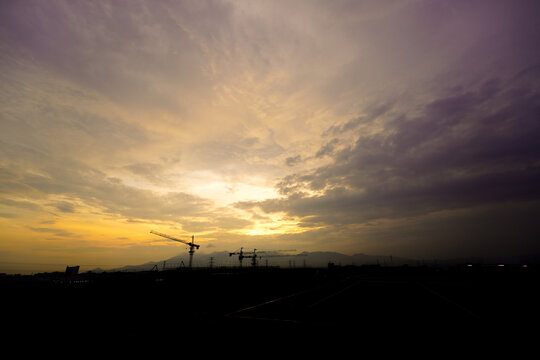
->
101, 251, 414, 272
92, 250, 540, 273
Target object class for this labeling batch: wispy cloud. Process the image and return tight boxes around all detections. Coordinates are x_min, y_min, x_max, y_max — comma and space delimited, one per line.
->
27, 227, 76, 238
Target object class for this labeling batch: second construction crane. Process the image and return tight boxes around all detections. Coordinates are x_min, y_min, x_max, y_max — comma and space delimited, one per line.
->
150, 230, 200, 268
229, 248, 300, 267
229, 247, 253, 267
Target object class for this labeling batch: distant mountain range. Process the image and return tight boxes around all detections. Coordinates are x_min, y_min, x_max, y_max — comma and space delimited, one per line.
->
94, 251, 408, 272
92, 250, 540, 273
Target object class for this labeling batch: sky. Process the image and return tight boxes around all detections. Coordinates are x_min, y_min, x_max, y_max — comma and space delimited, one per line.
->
1, 0, 540, 273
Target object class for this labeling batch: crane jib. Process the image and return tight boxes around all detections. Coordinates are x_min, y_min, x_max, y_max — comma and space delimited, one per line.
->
150, 230, 200, 248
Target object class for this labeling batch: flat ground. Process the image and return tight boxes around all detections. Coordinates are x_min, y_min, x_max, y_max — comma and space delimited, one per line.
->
2, 265, 537, 353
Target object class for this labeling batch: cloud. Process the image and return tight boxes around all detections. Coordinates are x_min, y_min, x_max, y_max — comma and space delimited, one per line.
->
239, 70, 540, 243
50, 201, 76, 213
2, 0, 540, 262
315, 138, 340, 158
2, 154, 259, 234
0, 212, 18, 219
6, 158, 213, 221
0, 197, 43, 212
214, 216, 253, 230
323, 102, 394, 137
285, 155, 302, 167
27, 227, 76, 237
0, 0, 225, 114
123, 162, 168, 184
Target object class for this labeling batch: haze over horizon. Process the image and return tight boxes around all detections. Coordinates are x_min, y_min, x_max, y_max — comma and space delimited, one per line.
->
2, 0, 540, 274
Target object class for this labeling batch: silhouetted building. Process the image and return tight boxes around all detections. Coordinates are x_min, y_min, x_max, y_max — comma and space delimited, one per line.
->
65, 266, 79, 276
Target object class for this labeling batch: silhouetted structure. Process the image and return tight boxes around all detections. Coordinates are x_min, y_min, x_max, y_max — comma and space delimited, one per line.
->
65, 265, 79, 276
150, 230, 200, 268
229, 247, 247, 267
229, 248, 303, 267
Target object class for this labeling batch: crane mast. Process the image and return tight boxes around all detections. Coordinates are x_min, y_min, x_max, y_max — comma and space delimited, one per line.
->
229, 247, 246, 267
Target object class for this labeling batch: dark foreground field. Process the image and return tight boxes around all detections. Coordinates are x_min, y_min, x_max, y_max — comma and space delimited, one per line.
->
2, 265, 538, 354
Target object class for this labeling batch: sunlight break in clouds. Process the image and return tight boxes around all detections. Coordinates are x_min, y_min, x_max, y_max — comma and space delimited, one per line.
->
1, 0, 540, 273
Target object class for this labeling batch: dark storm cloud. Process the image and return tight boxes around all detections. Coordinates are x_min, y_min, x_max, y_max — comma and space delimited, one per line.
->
238, 70, 540, 229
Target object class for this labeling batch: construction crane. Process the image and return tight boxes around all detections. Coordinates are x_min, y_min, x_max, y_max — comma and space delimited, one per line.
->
230, 248, 271, 267
150, 230, 200, 268
228, 248, 268, 267
229, 248, 300, 267
229, 247, 248, 267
